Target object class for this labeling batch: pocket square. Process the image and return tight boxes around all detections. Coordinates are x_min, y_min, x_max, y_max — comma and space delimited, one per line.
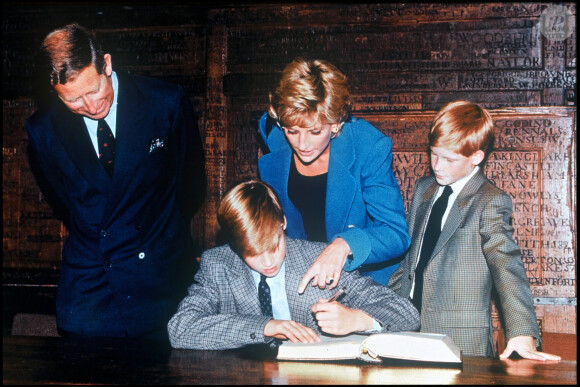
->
149, 138, 165, 153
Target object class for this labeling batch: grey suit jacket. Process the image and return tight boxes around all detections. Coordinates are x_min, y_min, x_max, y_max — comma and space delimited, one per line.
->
168, 238, 420, 350
388, 171, 540, 357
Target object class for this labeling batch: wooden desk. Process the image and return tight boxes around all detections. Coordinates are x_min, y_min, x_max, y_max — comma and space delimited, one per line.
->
3, 335, 576, 385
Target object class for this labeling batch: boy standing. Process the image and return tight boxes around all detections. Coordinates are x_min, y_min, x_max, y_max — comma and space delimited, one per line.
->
388, 101, 560, 361
168, 180, 419, 350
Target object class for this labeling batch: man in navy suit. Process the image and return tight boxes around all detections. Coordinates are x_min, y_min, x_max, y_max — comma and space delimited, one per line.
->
26, 23, 206, 340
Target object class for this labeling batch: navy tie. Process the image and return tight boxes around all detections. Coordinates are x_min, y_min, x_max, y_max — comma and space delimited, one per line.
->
412, 185, 453, 312
258, 275, 273, 317
97, 118, 115, 177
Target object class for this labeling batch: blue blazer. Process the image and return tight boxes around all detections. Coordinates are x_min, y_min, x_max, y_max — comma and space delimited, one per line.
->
26, 73, 205, 337
258, 113, 410, 284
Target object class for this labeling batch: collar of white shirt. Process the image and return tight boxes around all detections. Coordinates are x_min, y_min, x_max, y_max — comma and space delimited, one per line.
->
83, 71, 119, 155
251, 261, 292, 320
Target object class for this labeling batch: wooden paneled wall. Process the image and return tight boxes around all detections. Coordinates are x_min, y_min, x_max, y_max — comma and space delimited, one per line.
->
3, 3, 576, 344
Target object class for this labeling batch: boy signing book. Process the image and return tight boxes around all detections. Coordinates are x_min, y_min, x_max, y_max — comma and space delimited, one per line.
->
168, 180, 419, 350
388, 100, 560, 361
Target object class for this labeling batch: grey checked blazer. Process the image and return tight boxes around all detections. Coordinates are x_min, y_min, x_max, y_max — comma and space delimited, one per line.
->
168, 238, 420, 350
388, 171, 540, 357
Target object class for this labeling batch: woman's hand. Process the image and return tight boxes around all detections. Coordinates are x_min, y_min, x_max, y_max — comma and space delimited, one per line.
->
298, 237, 351, 293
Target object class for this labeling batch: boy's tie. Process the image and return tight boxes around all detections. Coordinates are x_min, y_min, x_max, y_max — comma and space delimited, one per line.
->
412, 185, 453, 312
259, 274, 282, 349
258, 275, 273, 317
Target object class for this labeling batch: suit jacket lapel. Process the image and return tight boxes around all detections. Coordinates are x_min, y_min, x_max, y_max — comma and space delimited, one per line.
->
326, 128, 356, 237
431, 171, 487, 260
431, 206, 461, 259
284, 252, 305, 318
226, 258, 262, 315
410, 182, 439, 268
50, 103, 112, 194
262, 147, 307, 238
103, 74, 148, 219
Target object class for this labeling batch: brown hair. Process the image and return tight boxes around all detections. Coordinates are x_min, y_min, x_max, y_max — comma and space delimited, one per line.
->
268, 58, 351, 134
40, 23, 106, 86
429, 100, 495, 158
217, 180, 285, 258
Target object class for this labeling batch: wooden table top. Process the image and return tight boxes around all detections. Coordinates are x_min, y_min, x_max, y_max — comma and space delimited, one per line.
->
3, 335, 576, 385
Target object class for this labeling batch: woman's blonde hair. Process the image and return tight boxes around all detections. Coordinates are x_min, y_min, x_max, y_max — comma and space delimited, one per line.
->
268, 58, 351, 134
217, 180, 285, 258
429, 100, 495, 158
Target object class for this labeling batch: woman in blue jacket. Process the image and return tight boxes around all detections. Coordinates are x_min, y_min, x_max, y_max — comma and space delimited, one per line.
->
258, 58, 410, 292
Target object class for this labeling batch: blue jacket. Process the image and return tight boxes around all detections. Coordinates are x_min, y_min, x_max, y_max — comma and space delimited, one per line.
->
258, 113, 410, 284
26, 73, 205, 337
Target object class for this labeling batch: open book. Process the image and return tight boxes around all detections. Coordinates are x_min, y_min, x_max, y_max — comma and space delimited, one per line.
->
276, 332, 462, 364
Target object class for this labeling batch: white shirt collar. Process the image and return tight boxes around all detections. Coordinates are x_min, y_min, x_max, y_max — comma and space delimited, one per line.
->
449, 165, 479, 195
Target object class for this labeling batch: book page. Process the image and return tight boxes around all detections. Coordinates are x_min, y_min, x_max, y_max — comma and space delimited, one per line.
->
365, 332, 462, 363
277, 332, 462, 364
277, 334, 372, 361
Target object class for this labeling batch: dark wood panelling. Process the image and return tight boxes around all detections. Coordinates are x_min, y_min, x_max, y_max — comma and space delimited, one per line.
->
3, 3, 576, 344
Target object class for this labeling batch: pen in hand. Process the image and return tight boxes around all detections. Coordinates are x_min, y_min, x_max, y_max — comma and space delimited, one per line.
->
328, 286, 347, 302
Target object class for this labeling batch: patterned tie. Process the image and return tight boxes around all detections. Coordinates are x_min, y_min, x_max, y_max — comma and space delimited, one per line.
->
97, 118, 115, 177
412, 185, 453, 312
258, 275, 273, 317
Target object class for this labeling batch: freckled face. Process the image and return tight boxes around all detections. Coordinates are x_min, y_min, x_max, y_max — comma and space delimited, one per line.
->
430, 146, 483, 186
282, 122, 336, 166
54, 54, 114, 120
243, 232, 286, 278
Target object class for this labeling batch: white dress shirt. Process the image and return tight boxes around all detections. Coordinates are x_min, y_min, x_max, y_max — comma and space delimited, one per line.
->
83, 71, 119, 156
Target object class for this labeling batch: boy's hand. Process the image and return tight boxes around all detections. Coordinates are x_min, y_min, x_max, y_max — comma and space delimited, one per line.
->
298, 238, 350, 293
312, 299, 374, 335
499, 335, 561, 361
264, 320, 320, 343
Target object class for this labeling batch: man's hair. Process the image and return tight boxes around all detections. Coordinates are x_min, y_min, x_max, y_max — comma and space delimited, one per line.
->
39, 22, 106, 86
217, 180, 285, 258
429, 100, 496, 158
268, 58, 352, 134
